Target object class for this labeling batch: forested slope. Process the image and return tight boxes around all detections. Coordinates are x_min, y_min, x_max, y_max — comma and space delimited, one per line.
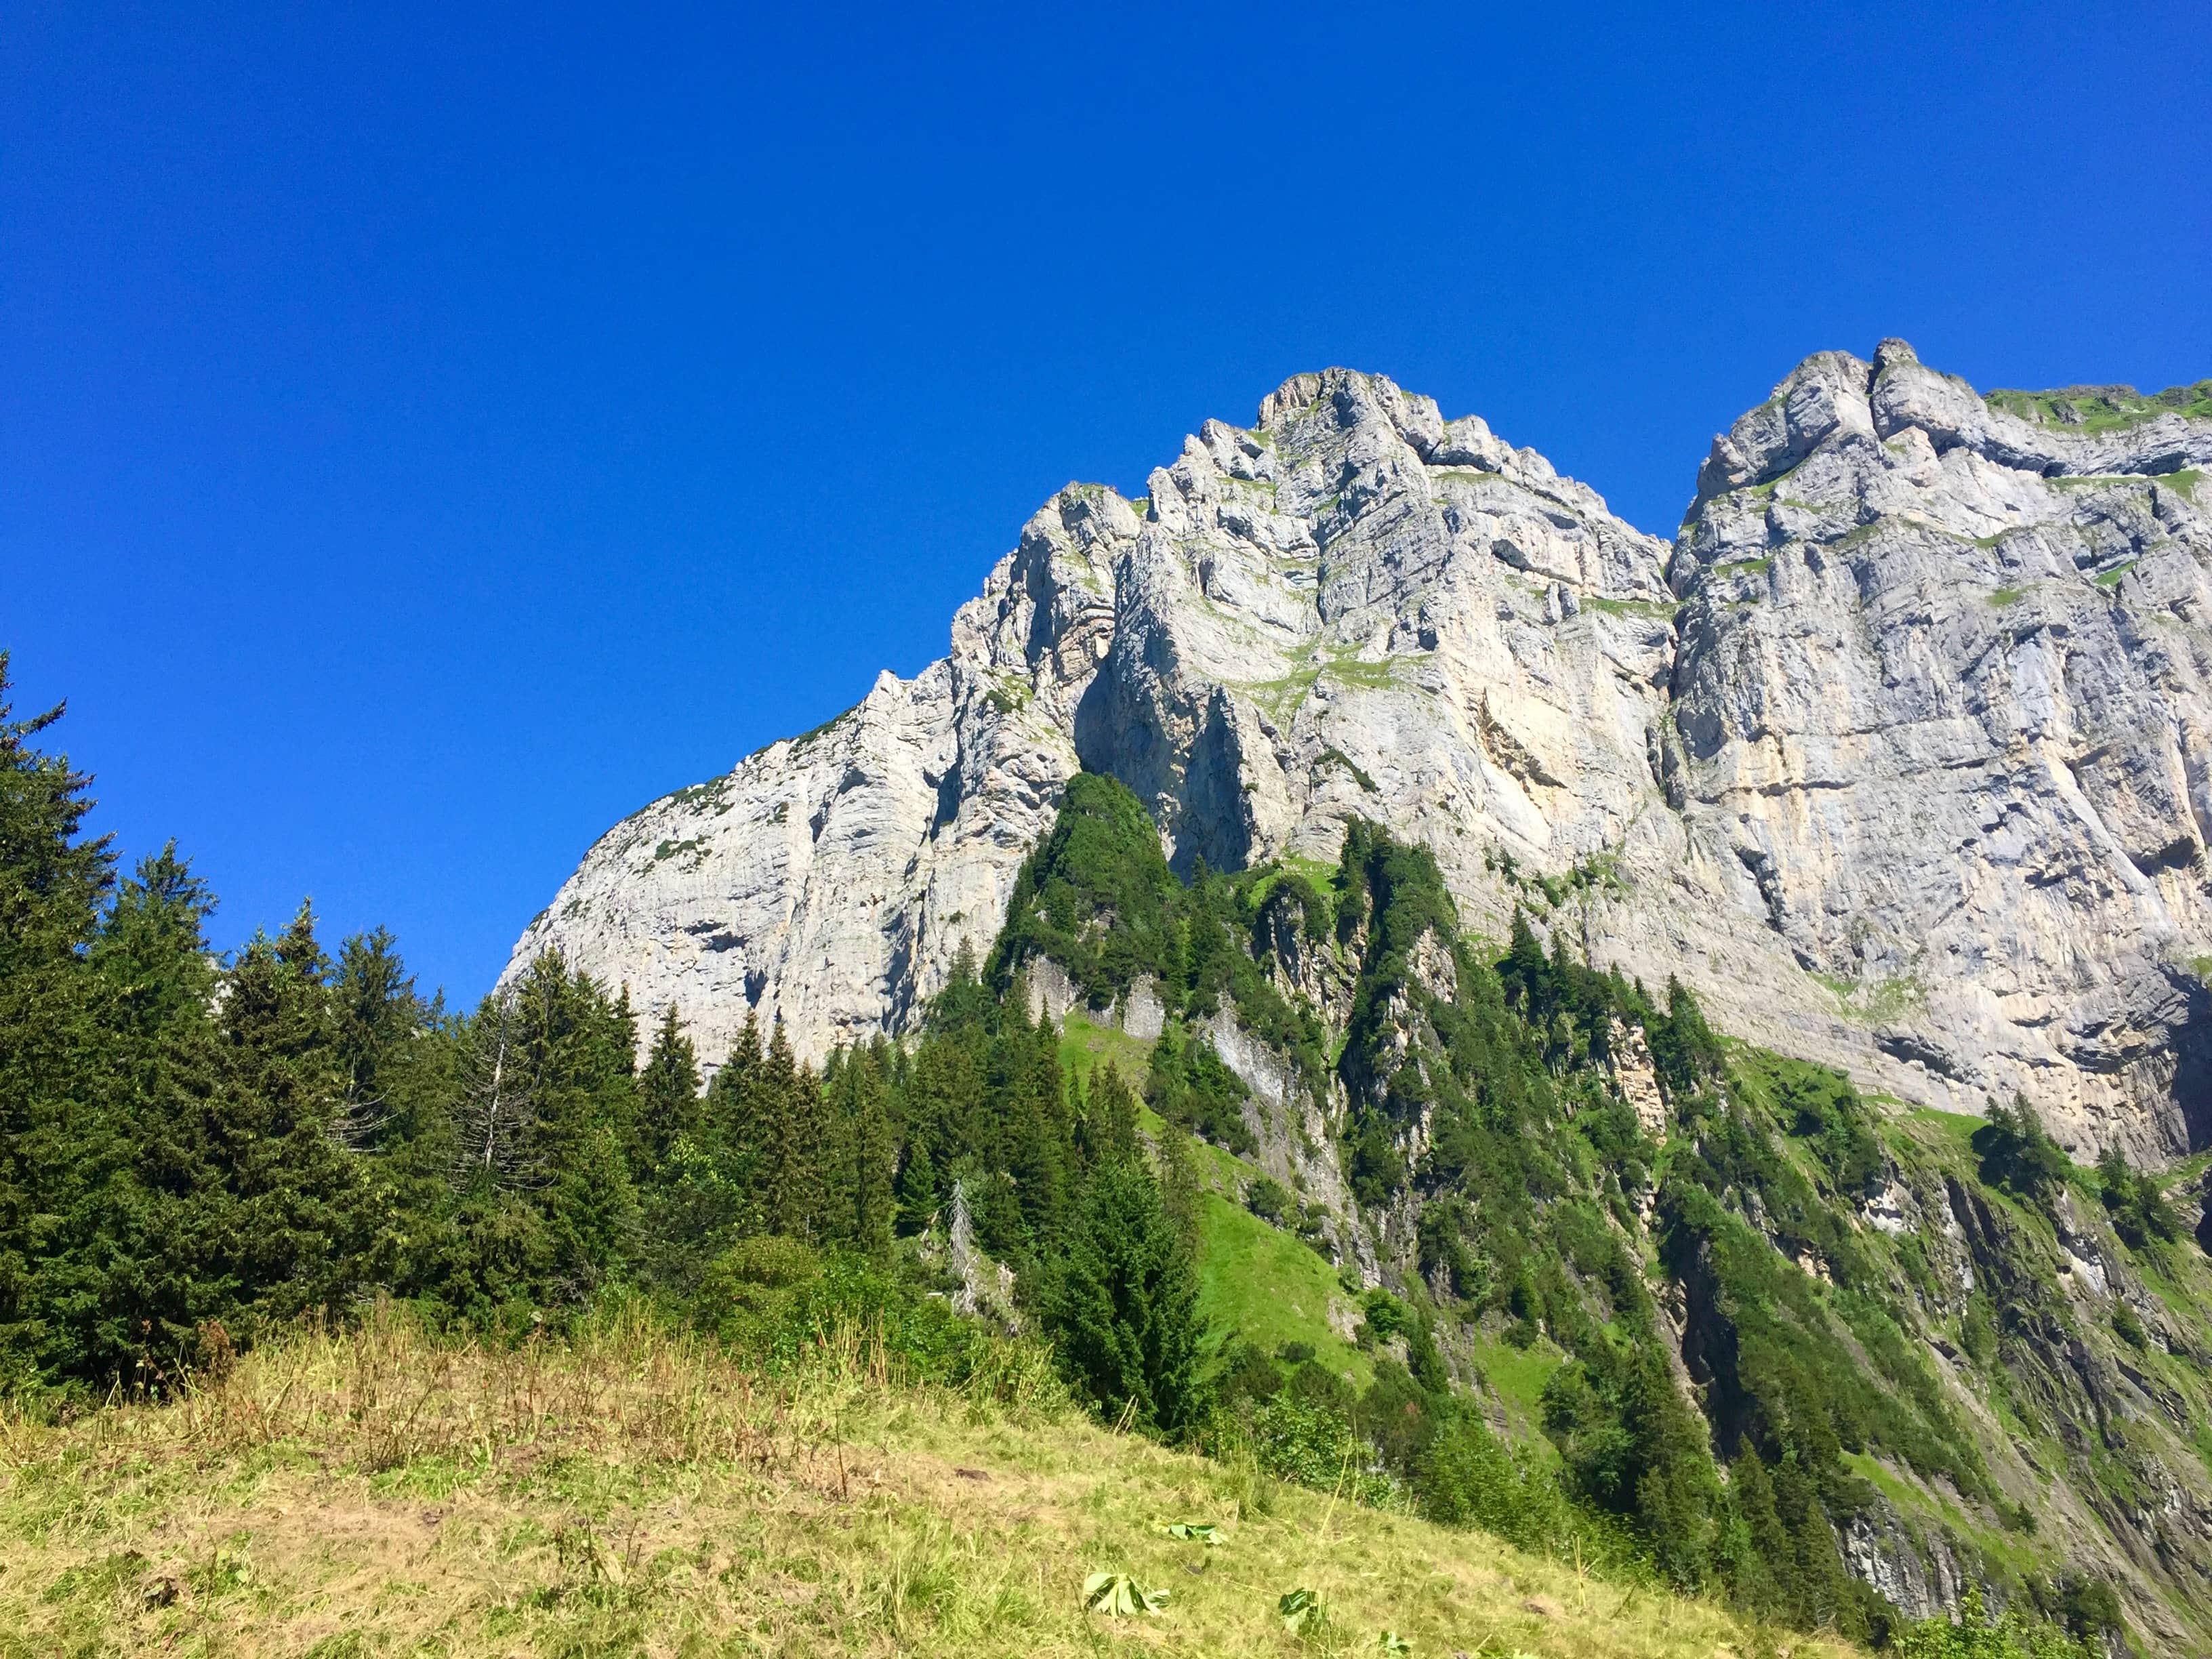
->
7, 661, 2211, 1655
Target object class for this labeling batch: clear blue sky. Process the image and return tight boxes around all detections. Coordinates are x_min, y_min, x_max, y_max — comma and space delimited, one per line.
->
5, 1, 2207, 1005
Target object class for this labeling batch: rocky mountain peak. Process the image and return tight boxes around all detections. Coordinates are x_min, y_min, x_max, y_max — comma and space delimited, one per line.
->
508, 346, 2211, 1158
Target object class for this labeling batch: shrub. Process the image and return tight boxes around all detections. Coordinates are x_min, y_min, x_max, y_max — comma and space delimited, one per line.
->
1244, 1174, 1291, 1225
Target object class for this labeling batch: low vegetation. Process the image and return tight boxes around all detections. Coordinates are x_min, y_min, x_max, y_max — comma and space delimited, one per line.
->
4, 1301, 1814, 1657
4, 660, 2203, 1655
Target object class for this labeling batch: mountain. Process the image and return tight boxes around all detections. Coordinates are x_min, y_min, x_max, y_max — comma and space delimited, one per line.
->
510, 343, 2212, 1161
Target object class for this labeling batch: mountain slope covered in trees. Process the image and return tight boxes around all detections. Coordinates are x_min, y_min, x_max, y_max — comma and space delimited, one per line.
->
977, 770, 2212, 1654
9, 655, 2212, 1655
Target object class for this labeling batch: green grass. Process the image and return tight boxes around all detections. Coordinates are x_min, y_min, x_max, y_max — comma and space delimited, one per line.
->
1320, 651, 1424, 693
2093, 560, 2137, 588
1895, 1105, 1990, 1157
1460, 1335, 1562, 1438
1277, 851, 1342, 890
1057, 1010, 1155, 1088
1128, 1101, 1373, 1392
1578, 594, 1680, 619
1231, 667, 1321, 724
1, 1306, 1825, 1659
1809, 972, 1924, 1024
1986, 380, 2212, 433
1192, 1191, 1374, 1391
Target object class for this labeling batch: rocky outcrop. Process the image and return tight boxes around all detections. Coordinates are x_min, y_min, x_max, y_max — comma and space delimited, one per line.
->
506, 486, 1136, 1073
508, 348, 2212, 1155
1668, 340, 2212, 1157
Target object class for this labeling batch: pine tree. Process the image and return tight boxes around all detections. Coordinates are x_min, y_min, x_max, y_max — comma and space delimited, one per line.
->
329, 926, 426, 1149
32, 846, 215, 1384
757, 1019, 825, 1238
446, 952, 640, 1307
92, 900, 372, 1356
512, 954, 640, 1295
636, 1003, 702, 1176
1044, 1157, 1211, 1437
327, 928, 455, 1298
705, 1010, 766, 1189
1726, 1448, 1789, 1616
455, 991, 537, 1188
832, 1038, 895, 1256
893, 1130, 939, 1235
1078, 1063, 1141, 1168
0, 661, 117, 1387
987, 1004, 1069, 1254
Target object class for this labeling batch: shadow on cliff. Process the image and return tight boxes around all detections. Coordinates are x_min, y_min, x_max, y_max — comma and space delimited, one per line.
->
1071, 671, 1254, 880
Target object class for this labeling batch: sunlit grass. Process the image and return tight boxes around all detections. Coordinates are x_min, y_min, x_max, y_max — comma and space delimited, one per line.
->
0, 1303, 1842, 1658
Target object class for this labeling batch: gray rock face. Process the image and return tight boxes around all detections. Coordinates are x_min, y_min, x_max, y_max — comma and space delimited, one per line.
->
508, 346, 2212, 1154
1668, 340, 2212, 1155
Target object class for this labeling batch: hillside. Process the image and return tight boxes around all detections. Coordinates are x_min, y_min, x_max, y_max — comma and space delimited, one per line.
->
0, 1306, 1839, 1659
972, 775, 2212, 1652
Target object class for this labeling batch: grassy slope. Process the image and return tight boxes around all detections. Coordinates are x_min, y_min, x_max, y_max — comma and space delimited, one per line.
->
1062, 1011, 1375, 1391
1056, 1010, 1156, 1090
0, 1310, 1842, 1659
1193, 1191, 1374, 1393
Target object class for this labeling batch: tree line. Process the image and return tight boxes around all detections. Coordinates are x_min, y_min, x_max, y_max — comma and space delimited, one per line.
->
0, 662, 1205, 1431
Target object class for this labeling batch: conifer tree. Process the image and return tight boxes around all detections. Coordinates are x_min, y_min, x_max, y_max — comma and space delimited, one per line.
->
705, 1010, 766, 1187
445, 952, 640, 1308
329, 926, 426, 1150
454, 992, 536, 1188
0, 662, 116, 1387
1045, 1156, 1211, 1437
33, 846, 214, 1382
987, 1002, 1069, 1254
1078, 1063, 1141, 1169
893, 1128, 939, 1235
898, 1031, 981, 1224
756, 1019, 825, 1238
180, 904, 365, 1331
832, 1038, 895, 1256
636, 1003, 702, 1175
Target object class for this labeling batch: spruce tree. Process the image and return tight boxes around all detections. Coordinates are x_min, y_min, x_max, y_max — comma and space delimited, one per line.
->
705, 1010, 766, 1193
454, 991, 536, 1188
757, 1019, 825, 1239
30, 845, 216, 1384
1045, 1157, 1210, 1437
1079, 1063, 1141, 1169
0, 662, 115, 1387
329, 926, 426, 1149
446, 952, 639, 1309
832, 1038, 895, 1256
893, 1130, 939, 1235
636, 1003, 702, 1176
988, 1004, 1069, 1254
169, 903, 366, 1336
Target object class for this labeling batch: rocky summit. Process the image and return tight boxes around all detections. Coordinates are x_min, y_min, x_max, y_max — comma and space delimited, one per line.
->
509, 344, 2212, 1159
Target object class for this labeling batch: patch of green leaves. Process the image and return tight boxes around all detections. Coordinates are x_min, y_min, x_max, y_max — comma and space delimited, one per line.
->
1081, 1570, 1169, 1616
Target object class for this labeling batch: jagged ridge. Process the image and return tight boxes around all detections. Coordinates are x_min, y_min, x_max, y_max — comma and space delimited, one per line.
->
510, 343, 2212, 1158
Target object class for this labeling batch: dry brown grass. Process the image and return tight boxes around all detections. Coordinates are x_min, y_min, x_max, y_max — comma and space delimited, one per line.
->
0, 1302, 1855, 1658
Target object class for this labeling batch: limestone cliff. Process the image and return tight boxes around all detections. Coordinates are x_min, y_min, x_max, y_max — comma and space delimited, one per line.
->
508, 346, 2211, 1156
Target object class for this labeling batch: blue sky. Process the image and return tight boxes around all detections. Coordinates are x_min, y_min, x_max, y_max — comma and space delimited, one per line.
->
5, 1, 2207, 1005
